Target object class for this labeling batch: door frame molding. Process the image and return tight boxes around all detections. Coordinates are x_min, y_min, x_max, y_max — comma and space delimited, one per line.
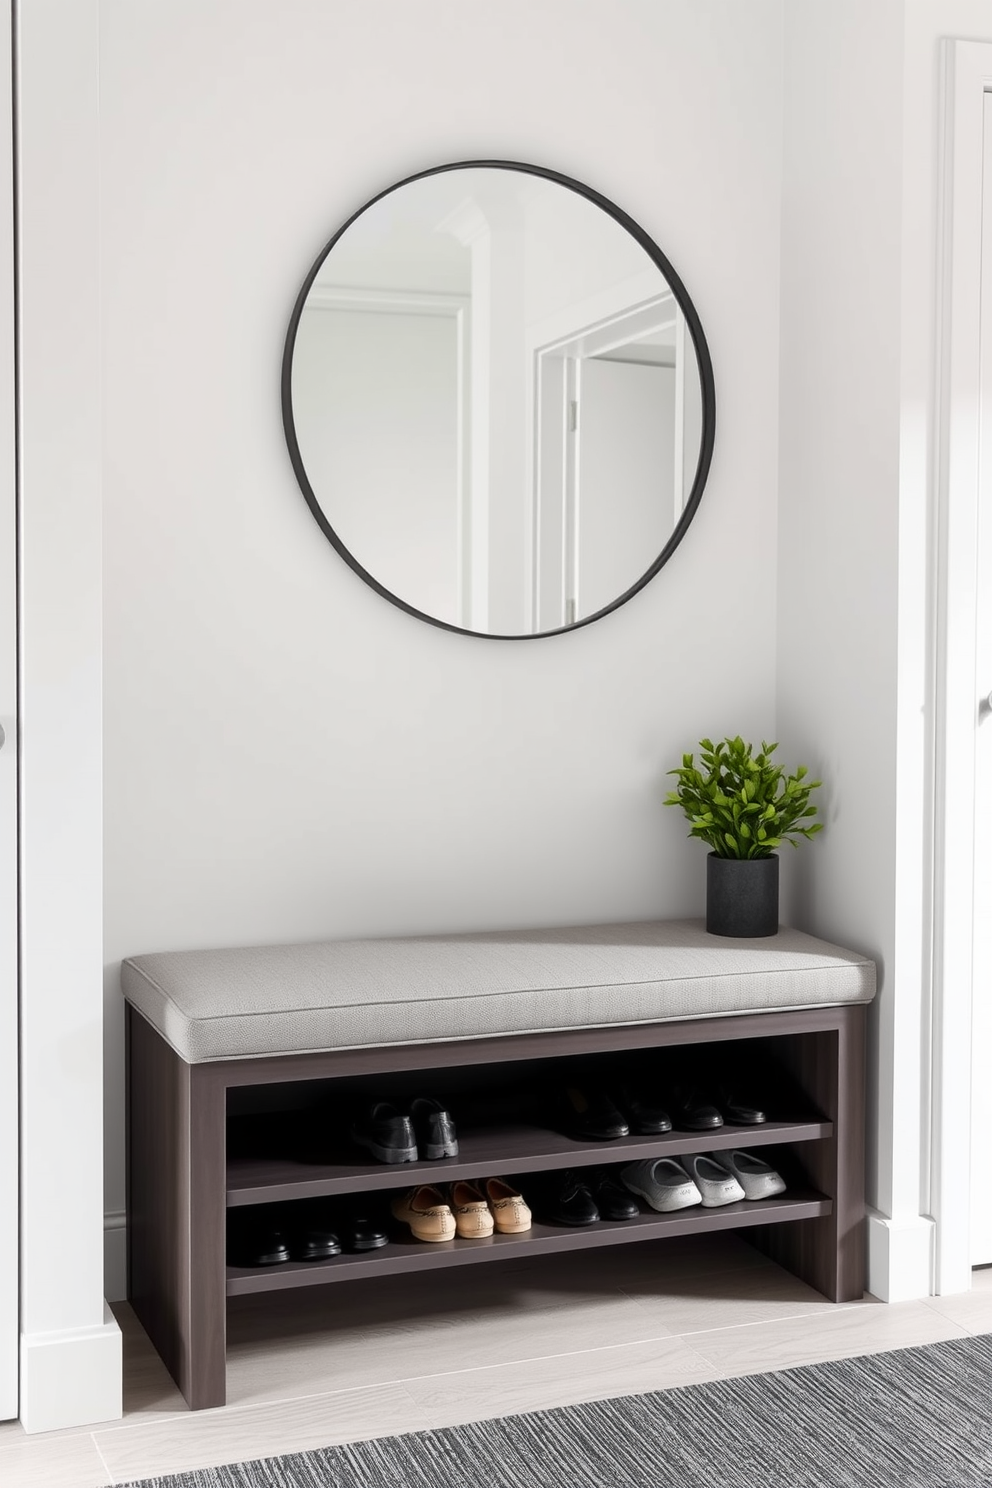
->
931, 38, 992, 1296
531, 292, 679, 629
0, 0, 18, 1426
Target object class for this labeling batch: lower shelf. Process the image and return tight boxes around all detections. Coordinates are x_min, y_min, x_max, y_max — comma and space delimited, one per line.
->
226, 1188, 831, 1295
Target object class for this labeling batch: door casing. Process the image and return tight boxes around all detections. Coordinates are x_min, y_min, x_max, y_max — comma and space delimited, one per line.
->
0, 0, 18, 1425
931, 39, 992, 1294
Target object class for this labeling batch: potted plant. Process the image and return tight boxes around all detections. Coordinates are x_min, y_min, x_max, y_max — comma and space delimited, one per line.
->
664, 736, 823, 937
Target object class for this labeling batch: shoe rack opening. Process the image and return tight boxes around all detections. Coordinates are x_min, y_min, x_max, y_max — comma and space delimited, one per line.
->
228, 1033, 824, 1119
225, 1033, 832, 1202
223, 1142, 831, 1291
128, 1002, 864, 1401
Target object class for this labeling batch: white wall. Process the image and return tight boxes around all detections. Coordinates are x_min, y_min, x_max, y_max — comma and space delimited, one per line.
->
777, 0, 919, 1298
99, 0, 786, 1279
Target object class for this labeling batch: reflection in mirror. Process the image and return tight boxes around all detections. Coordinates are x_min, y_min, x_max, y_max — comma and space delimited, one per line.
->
285, 164, 713, 638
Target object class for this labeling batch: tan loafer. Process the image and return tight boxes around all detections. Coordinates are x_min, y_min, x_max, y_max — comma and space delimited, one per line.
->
390, 1185, 456, 1242
450, 1180, 495, 1238
484, 1177, 532, 1233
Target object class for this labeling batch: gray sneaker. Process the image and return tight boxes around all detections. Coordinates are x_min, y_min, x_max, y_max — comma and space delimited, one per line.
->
711, 1149, 786, 1201
681, 1152, 746, 1207
621, 1158, 702, 1213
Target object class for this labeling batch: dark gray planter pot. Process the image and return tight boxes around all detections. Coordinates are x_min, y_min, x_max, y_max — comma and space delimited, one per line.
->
706, 853, 779, 938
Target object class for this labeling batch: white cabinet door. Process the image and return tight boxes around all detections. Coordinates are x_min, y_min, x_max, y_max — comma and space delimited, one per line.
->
970, 93, 992, 1267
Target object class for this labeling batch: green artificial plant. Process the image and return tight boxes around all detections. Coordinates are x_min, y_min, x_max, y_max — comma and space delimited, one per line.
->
664, 736, 823, 860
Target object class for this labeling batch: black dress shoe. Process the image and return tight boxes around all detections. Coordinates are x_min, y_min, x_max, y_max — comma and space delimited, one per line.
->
338, 1210, 390, 1252
589, 1170, 640, 1221
227, 1211, 291, 1267
716, 1086, 769, 1125
350, 1102, 418, 1164
563, 1087, 629, 1141
612, 1084, 673, 1135
542, 1171, 600, 1226
409, 1096, 459, 1160
292, 1221, 342, 1262
668, 1084, 724, 1131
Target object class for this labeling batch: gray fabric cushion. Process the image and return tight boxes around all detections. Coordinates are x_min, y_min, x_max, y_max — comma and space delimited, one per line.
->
120, 918, 876, 1065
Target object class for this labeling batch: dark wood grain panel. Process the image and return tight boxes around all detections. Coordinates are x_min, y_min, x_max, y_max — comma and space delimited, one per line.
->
127, 1007, 228, 1409
745, 1006, 866, 1301
185, 1062, 228, 1407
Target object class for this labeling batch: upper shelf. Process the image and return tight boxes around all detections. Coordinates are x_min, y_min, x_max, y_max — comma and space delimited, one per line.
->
226, 1115, 832, 1206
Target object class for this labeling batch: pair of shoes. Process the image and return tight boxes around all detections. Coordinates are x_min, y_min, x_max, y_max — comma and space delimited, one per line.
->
562, 1086, 672, 1140
621, 1150, 785, 1212
227, 1204, 339, 1266
350, 1096, 458, 1164
668, 1084, 769, 1131
563, 1087, 629, 1140
541, 1169, 640, 1226
621, 1154, 742, 1211
291, 1198, 390, 1256
612, 1083, 673, 1135
227, 1201, 391, 1266
392, 1178, 531, 1242
564, 1079, 765, 1140
448, 1178, 532, 1238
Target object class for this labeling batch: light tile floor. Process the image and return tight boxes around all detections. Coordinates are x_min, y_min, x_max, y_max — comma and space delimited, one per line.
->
2, 1238, 989, 1486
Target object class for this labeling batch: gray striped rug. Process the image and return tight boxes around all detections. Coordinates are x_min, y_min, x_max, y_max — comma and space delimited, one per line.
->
121, 1333, 992, 1488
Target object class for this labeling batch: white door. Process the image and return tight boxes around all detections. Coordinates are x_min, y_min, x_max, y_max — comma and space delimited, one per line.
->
0, 0, 16, 1420
572, 357, 674, 619
970, 91, 992, 1267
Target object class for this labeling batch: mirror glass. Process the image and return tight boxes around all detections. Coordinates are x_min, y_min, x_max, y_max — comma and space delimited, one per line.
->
283, 163, 714, 638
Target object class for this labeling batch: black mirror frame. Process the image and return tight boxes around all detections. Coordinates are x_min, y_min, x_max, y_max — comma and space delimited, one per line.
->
281, 160, 716, 640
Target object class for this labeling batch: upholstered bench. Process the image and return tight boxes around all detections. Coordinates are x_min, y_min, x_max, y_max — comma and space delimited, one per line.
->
122, 917, 875, 1410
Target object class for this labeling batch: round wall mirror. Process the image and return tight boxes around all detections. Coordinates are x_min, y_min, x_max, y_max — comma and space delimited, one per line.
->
282, 161, 715, 639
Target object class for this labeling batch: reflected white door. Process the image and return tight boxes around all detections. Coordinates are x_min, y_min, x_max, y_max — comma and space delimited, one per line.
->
0, 0, 16, 1420
572, 358, 674, 620
970, 93, 992, 1266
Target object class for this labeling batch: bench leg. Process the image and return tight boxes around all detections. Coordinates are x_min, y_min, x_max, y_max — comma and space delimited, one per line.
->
749, 1007, 867, 1302
127, 1008, 228, 1408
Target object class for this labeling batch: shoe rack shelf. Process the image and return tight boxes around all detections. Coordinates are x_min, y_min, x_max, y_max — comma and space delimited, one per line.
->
226, 1189, 831, 1296
226, 1117, 833, 1207
126, 999, 865, 1412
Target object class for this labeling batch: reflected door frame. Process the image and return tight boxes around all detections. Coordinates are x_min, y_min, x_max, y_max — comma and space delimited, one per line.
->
531, 292, 683, 631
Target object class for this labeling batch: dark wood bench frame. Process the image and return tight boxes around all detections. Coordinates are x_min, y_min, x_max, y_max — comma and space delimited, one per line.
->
126, 999, 866, 1410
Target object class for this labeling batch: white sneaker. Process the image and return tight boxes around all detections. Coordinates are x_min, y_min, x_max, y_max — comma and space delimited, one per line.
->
681, 1153, 746, 1207
711, 1149, 786, 1201
620, 1158, 702, 1213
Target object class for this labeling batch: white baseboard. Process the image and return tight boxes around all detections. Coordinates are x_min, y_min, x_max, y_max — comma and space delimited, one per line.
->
867, 1210, 935, 1301
20, 1304, 122, 1433
104, 1210, 127, 1303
